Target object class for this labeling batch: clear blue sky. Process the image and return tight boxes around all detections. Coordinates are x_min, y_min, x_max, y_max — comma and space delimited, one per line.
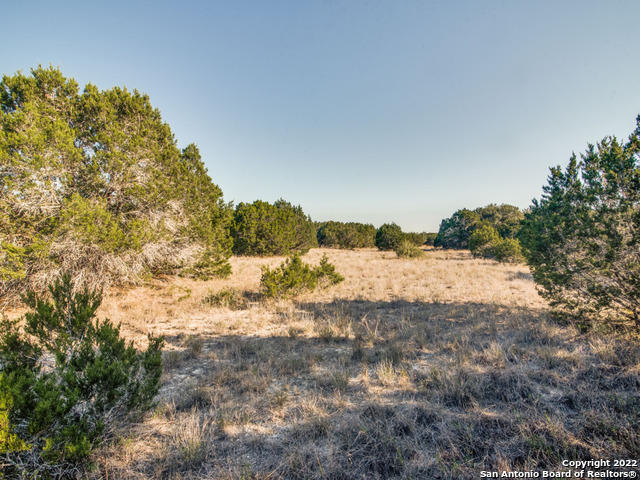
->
3, 1, 640, 231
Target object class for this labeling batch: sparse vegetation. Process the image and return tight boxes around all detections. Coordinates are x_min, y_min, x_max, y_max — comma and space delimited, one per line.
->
2, 65, 637, 480
202, 287, 247, 310
44, 247, 635, 480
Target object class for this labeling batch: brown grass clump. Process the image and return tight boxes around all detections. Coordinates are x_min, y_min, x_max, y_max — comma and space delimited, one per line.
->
30, 248, 638, 479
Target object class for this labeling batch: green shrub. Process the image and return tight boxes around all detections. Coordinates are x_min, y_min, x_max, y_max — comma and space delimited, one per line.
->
261, 254, 344, 299
375, 223, 405, 251
520, 116, 640, 330
468, 225, 524, 263
435, 204, 523, 250
492, 238, 524, 263
313, 254, 346, 286
468, 225, 501, 258
403, 232, 429, 246
316, 221, 376, 249
394, 240, 425, 258
232, 199, 317, 256
0, 274, 164, 477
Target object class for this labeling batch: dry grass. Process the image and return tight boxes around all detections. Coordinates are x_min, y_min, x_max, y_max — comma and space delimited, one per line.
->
15, 248, 639, 479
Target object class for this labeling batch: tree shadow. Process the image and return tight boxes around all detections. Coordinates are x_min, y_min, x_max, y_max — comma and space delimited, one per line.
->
103, 297, 640, 480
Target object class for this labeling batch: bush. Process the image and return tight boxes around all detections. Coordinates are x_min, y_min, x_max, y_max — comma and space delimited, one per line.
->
492, 238, 524, 263
375, 223, 405, 251
0, 274, 164, 477
261, 254, 344, 299
316, 221, 376, 249
394, 240, 425, 258
232, 199, 317, 256
468, 225, 501, 258
435, 205, 523, 250
313, 254, 346, 287
468, 225, 524, 263
423, 233, 438, 246
520, 116, 640, 330
403, 232, 429, 246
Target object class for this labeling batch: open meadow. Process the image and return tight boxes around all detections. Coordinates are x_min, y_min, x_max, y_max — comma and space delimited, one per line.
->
78, 248, 640, 479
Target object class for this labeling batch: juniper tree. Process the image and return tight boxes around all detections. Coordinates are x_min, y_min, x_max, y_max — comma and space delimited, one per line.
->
0, 66, 232, 300
231, 199, 317, 256
520, 116, 640, 330
316, 221, 376, 249
375, 223, 405, 251
0, 274, 163, 477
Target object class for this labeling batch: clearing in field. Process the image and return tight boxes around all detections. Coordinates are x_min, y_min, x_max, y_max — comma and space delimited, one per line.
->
87, 248, 639, 479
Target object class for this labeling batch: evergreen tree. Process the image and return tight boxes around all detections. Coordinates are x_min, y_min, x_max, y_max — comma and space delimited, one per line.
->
316, 221, 376, 249
434, 204, 524, 252
375, 223, 405, 251
0, 274, 163, 476
231, 199, 317, 256
0, 66, 232, 300
520, 116, 640, 330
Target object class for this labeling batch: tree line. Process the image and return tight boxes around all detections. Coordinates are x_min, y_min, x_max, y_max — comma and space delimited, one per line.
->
3, 66, 640, 333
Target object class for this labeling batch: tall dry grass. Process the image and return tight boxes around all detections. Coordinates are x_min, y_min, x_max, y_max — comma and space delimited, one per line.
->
15, 248, 637, 479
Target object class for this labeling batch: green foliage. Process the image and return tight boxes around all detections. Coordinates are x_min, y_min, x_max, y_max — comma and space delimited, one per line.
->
469, 226, 524, 263
520, 116, 640, 330
313, 254, 346, 287
0, 243, 26, 281
435, 204, 524, 252
492, 238, 524, 263
232, 199, 317, 256
403, 232, 429, 246
0, 273, 164, 476
316, 221, 376, 249
0, 66, 232, 301
423, 232, 438, 246
434, 209, 480, 249
0, 380, 29, 455
261, 255, 317, 298
260, 254, 344, 299
394, 240, 425, 258
375, 223, 405, 251
468, 225, 501, 257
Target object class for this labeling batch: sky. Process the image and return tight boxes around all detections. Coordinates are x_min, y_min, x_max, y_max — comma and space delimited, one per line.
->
3, 0, 640, 232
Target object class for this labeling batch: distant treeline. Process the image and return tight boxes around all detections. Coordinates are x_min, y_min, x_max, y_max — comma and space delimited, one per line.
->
315, 221, 436, 250
0, 65, 505, 302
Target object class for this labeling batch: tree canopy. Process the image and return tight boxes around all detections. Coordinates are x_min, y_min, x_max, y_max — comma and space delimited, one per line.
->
316, 221, 376, 249
231, 199, 317, 256
0, 66, 232, 300
434, 205, 523, 251
520, 117, 640, 330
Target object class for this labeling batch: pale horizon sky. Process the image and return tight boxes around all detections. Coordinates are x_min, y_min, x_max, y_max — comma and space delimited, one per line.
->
3, 1, 640, 231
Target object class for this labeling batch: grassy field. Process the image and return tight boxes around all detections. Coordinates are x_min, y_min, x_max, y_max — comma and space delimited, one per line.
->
84, 248, 639, 479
